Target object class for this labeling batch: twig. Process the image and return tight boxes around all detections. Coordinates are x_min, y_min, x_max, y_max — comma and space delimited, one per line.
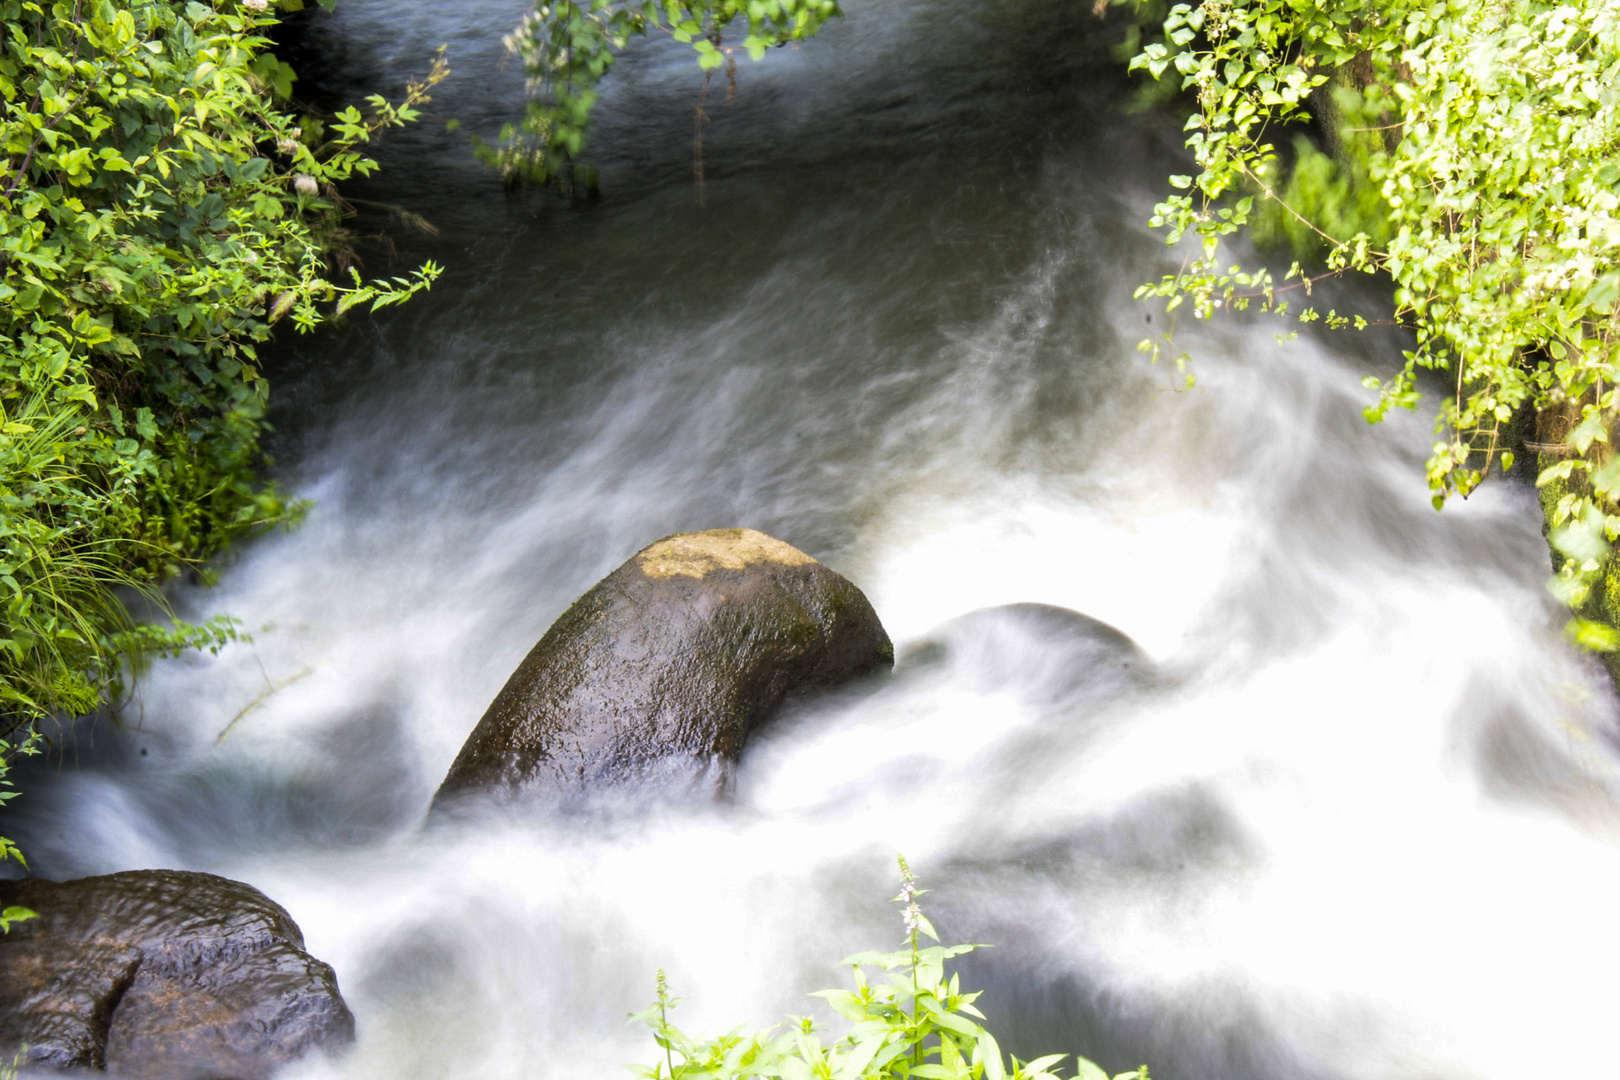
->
1239, 160, 1389, 261
694, 68, 713, 205
214, 666, 313, 744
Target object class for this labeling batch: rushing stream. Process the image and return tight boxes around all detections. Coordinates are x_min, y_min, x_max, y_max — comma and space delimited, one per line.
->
10, 1, 1620, 1078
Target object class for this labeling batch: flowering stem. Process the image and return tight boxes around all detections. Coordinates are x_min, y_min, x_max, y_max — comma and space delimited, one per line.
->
657, 970, 676, 1079
910, 925, 920, 1071
897, 855, 922, 1070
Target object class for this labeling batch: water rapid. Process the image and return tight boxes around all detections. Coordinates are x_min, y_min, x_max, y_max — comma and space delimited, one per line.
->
9, 1, 1620, 1078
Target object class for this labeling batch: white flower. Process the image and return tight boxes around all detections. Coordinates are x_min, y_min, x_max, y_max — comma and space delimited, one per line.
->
243, 0, 268, 11
293, 174, 318, 196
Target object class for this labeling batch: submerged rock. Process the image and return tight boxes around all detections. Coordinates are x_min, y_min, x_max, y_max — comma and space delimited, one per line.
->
435, 528, 893, 806
900, 603, 1150, 702
0, 870, 353, 1080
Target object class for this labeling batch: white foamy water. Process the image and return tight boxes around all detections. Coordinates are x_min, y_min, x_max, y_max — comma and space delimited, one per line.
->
9, 2, 1620, 1079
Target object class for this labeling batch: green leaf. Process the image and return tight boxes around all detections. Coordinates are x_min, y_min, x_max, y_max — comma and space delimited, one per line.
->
975, 1030, 1006, 1080
1571, 410, 1609, 454
0, 905, 36, 931
810, 990, 868, 1023
1585, 273, 1620, 315
1552, 509, 1611, 562
1022, 1055, 1067, 1075
1569, 617, 1620, 652
1538, 459, 1578, 486
1072, 1058, 1109, 1080
834, 1033, 889, 1080
920, 999, 981, 1039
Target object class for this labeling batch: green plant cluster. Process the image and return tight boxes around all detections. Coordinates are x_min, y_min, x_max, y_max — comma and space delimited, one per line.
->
0, 725, 37, 873
0, 904, 34, 933
1247, 131, 1391, 264
0, 0, 442, 848
1123, 0, 1620, 645
632, 860, 1148, 1080
490, 0, 841, 188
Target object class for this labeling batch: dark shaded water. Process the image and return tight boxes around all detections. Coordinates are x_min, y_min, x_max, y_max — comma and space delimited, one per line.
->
11, 2, 1620, 1078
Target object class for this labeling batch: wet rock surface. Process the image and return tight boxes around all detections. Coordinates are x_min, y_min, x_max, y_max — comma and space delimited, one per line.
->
0, 870, 353, 1079
435, 528, 893, 806
899, 603, 1151, 702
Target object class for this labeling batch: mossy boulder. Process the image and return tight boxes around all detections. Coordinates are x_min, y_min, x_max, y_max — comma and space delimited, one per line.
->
0, 870, 353, 1080
434, 528, 893, 807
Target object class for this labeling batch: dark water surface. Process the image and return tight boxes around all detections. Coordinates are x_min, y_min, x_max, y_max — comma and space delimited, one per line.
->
11, 2, 1620, 1078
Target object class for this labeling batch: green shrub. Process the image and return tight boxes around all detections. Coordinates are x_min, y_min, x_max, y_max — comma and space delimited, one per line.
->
634, 859, 1148, 1080
0, 724, 37, 873
0, 0, 442, 853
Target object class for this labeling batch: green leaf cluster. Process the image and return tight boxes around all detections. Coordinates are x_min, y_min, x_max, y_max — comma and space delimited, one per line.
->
630, 861, 1147, 1080
1122, 0, 1620, 640
1248, 131, 1392, 265
0, 725, 38, 872
0, 0, 441, 815
487, 0, 841, 189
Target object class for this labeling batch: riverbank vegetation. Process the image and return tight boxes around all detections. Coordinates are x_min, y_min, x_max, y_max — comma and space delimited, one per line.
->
0, 0, 442, 862
637, 861, 1149, 1080
490, 0, 841, 190
1122, 0, 1620, 657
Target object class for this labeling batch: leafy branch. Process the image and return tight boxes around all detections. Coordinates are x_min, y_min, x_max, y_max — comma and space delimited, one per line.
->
486, 0, 841, 190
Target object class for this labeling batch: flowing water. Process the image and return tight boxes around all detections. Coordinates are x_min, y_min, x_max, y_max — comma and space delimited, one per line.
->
10, 1, 1620, 1078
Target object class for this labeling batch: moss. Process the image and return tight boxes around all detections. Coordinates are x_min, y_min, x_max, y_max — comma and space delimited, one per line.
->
1537, 453, 1620, 687
1537, 454, 1566, 524
1587, 569, 1620, 688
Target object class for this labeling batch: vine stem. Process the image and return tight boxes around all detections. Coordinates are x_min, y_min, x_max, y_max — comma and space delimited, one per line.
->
1237, 161, 1389, 261
694, 67, 713, 205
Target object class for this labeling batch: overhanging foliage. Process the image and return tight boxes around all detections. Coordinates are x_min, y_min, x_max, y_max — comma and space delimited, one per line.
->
0, 0, 441, 855
491, 0, 842, 189
1126, 0, 1620, 645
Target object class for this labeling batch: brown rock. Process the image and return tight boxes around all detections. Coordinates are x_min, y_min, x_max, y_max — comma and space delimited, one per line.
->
434, 528, 893, 806
0, 870, 353, 1079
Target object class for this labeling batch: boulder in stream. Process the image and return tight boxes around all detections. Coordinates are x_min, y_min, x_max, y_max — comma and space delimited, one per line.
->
0, 869, 354, 1080
434, 528, 893, 806
899, 602, 1151, 702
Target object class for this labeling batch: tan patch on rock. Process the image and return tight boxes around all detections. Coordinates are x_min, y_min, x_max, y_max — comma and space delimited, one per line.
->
637, 529, 817, 580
